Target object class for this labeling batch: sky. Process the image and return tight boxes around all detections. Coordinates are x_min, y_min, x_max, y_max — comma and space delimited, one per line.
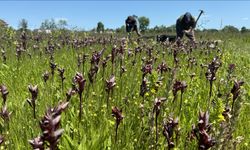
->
0, 1, 250, 30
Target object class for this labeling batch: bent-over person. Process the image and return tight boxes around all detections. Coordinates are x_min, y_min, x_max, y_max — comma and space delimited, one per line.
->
176, 12, 196, 42
125, 15, 141, 36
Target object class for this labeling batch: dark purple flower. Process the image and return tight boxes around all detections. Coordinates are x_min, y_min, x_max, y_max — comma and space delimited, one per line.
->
140, 78, 148, 97
42, 71, 49, 83
74, 72, 86, 95
28, 85, 38, 101
190, 110, 215, 150
153, 97, 167, 118
58, 67, 66, 82
172, 81, 187, 98
157, 62, 171, 74
228, 64, 236, 73
28, 136, 44, 150
0, 85, 9, 104
50, 62, 57, 77
163, 117, 179, 149
231, 80, 244, 101
112, 106, 123, 126
0, 105, 11, 121
106, 75, 116, 93
141, 64, 153, 77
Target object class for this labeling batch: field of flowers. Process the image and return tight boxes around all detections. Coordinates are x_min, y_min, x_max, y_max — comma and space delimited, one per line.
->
0, 30, 249, 149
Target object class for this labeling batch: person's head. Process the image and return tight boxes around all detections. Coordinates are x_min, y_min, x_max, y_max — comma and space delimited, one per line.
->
183, 12, 192, 24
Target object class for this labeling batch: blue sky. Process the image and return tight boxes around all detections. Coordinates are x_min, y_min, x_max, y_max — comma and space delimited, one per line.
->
0, 1, 249, 30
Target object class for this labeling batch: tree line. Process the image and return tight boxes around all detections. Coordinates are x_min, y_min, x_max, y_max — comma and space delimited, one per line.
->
1, 18, 250, 34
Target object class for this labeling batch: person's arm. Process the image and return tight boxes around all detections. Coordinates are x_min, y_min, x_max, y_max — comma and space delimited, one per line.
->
186, 18, 196, 42
185, 18, 196, 33
125, 19, 129, 27
190, 17, 196, 29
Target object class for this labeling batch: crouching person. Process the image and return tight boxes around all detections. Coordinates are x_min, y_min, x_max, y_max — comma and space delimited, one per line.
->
125, 15, 141, 37
176, 12, 196, 42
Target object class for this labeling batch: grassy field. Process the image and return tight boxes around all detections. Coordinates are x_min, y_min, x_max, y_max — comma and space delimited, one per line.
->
0, 31, 249, 149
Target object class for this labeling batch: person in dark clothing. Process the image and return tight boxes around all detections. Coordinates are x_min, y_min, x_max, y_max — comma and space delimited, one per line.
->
125, 15, 141, 36
176, 12, 196, 42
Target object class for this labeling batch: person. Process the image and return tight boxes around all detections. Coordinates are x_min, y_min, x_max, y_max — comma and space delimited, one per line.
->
125, 15, 141, 36
176, 12, 196, 42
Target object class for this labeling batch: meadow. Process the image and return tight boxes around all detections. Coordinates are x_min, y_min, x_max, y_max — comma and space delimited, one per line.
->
0, 30, 249, 149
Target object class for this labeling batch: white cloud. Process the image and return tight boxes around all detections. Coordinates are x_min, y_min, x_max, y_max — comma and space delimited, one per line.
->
242, 17, 249, 21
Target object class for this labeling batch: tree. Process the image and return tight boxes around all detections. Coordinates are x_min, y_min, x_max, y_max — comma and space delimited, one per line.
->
105, 28, 114, 34
0, 19, 8, 28
138, 16, 150, 32
150, 24, 175, 34
19, 19, 28, 31
97, 22, 104, 33
90, 28, 96, 33
0, 19, 8, 42
166, 24, 176, 33
203, 29, 219, 33
241, 26, 249, 33
221, 25, 239, 33
57, 19, 68, 29
40, 19, 57, 30
153, 25, 160, 31
116, 25, 126, 33
151, 25, 167, 33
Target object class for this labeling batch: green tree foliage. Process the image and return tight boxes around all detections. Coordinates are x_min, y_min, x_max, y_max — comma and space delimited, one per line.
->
0, 19, 8, 28
240, 26, 249, 33
138, 16, 150, 32
203, 29, 219, 33
222, 25, 239, 33
40, 19, 57, 30
0, 19, 9, 43
150, 24, 175, 34
97, 22, 105, 33
116, 25, 126, 33
153, 25, 166, 33
19, 19, 28, 31
166, 24, 176, 33
57, 19, 68, 29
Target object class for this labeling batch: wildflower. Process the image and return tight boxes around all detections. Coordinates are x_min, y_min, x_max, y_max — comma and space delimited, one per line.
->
140, 78, 148, 97
74, 72, 86, 95
190, 110, 216, 150
163, 117, 179, 148
28, 136, 44, 150
157, 62, 171, 74
0, 105, 12, 121
0, 85, 9, 104
172, 80, 187, 99
50, 61, 57, 77
27, 85, 38, 118
106, 75, 116, 93
112, 106, 123, 142
42, 71, 49, 83
141, 63, 153, 77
